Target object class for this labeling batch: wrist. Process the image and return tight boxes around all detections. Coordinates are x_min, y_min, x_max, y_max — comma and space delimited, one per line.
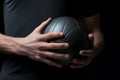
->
0, 34, 25, 55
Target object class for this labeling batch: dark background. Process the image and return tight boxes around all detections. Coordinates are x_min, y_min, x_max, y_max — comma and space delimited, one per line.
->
96, 5, 120, 79
0, 3, 119, 80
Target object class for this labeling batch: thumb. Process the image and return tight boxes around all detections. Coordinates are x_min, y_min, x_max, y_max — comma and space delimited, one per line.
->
88, 33, 94, 48
88, 33, 94, 42
34, 18, 52, 33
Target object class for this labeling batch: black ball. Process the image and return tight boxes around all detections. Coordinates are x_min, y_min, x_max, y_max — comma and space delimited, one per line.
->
43, 16, 91, 67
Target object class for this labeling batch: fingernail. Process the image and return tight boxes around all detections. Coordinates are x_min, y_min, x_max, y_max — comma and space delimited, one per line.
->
59, 32, 63, 36
79, 51, 83, 55
65, 43, 69, 47
65, 54, 69, 58
48, 17, 51, 20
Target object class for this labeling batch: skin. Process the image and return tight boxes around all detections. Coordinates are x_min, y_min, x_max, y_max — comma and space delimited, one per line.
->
0, 18, 69, 68
0, 14, 104, 68
70, 13, 104, 68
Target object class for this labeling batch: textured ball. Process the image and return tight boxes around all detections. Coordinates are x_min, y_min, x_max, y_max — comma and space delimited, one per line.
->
42, 16, 91, 67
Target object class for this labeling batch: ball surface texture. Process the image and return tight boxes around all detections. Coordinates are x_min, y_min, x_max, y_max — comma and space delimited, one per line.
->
43, 16, 91, 67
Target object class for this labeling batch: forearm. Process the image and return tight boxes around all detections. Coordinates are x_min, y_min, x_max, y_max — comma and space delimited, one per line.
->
0, 33, 22, 55
79, 13, 101, 32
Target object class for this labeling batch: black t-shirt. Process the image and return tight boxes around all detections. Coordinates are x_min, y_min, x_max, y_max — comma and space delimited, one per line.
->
1, 0, 99, 80
3, 0, 99, 37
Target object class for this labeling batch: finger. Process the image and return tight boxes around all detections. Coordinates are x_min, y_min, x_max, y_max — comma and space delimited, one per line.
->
48, 42, 69, 49
40, 32, 64, 41
70, 64, 84, 68
70, 57, 93, 68
79, 50, 95, 57
39, 51, 69, 60
33, 56, 62, 68
87, 33, 94, 48
88, 33, 94, 43
72, 58, 92, 65
44, 42, 69, 50
88, 33, 94, 40
36, 42, 69, 50
34, 18, 52, 33
72, 58, 86, 64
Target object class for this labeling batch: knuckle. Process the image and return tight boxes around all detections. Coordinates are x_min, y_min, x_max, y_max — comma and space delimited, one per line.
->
34, 44, 42, 49
46, 44, 52, 49
48, 53, 55, 57
35, 55, 41, 60
58, 54, 65, 58
50, 32, 60, 37
48, 43, 57, 49
55, 53, 67, 59
31, 55, 41, 61
48, 52, 61, 58
48, 33, 55, 37
50, 43, 56, 48
49, 43, 66, 49
61, 43, 69, 48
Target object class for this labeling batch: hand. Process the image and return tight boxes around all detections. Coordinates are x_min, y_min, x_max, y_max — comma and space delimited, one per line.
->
14, 18, 69, 67
70, 33, 104, 68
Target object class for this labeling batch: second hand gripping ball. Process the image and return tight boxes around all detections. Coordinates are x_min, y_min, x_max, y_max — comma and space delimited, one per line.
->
42, 16, 91, 67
